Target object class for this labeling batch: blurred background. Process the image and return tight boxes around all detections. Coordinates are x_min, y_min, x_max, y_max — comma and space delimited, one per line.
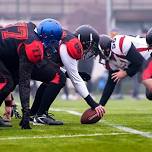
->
1, 0, 152, 100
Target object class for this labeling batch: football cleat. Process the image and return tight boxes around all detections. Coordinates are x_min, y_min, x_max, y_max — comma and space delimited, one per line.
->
0, 117, 12, 127
33, 113, 63, 125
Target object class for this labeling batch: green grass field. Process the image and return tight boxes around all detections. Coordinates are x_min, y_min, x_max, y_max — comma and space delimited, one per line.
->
0, 96, 152, 152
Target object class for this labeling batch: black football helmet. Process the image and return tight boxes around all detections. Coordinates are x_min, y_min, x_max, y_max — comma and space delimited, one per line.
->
146, 27, 152, 47
98, 34, 113, 62
74, 25, 100, 59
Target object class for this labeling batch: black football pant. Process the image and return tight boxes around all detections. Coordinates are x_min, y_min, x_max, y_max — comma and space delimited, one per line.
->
30, 59, 66, 116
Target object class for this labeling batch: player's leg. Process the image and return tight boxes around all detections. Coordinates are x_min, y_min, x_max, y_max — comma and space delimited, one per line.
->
30, 83, 46, 116
0, 61, 15, 127
31, 59, 66, 125
3, 93, 13, 122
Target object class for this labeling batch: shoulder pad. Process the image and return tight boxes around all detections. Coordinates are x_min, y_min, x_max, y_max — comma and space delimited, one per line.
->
24, 40, 44, 63
65, 38, 83, 60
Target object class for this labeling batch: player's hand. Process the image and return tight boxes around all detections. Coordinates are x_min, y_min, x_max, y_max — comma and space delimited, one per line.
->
19, 109, 31, 129
111, 69, 127, 82
20, 117, 31, 129
95, 105, 105, 117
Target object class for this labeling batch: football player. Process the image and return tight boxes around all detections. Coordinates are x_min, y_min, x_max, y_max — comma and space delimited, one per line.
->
141, 27, 152, 99
98, 34, 152, 106
0, 18, 63, 128
30, 25, 105, 125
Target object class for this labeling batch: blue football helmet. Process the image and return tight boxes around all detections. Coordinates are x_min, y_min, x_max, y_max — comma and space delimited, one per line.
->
37, 18, 62, 48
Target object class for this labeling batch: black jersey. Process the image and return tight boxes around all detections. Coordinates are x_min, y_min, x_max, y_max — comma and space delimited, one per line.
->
0, 22, 42, 69
0, 22, 44, 111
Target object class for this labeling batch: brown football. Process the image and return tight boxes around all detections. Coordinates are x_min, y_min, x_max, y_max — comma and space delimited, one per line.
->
80, 108, 101, 124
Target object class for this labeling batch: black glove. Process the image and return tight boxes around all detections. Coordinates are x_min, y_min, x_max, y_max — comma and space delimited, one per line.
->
79, 72, 91, 82
65, 71, 91, 82
19, 109, 31, 129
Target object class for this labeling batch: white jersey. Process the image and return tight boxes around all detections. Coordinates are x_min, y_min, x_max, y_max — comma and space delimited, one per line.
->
107, 35, 152, 71
59, 44, 89, 98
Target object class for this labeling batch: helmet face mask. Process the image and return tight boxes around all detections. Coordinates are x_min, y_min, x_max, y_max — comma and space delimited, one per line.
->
83, 41, 100, 60
98, 35, 112, 63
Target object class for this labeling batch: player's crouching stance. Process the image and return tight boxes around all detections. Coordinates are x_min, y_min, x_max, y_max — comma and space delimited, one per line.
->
141, 27, 152, 99
30, 25, 105, 126
97, 33, 152, 107
0, 18, 63, 129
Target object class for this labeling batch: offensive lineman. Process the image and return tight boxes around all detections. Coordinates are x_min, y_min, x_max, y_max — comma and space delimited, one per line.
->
30, 25, 105, 125
98, 34, 152, 106
0, 18, 63, 128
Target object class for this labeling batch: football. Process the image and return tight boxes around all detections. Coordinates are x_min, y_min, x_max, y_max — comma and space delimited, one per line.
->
80, 108, 101, 124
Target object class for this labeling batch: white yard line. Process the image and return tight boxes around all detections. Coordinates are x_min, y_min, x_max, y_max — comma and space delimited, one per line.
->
0, 108, 151, 141
0, 132, 129, 141
51, 108, 152, 139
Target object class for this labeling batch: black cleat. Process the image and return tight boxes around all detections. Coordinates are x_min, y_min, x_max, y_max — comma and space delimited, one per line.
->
0, 117, 12, 127
33, 113, 64, 125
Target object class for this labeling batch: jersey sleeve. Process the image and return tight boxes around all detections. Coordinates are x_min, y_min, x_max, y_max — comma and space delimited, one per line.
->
65, 38, 83, 60
121, 36, 132, 56
18, 48, 34, 110
59, 44, 89, 98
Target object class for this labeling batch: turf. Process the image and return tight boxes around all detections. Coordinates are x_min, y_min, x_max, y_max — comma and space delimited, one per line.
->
0, 96, 152, 152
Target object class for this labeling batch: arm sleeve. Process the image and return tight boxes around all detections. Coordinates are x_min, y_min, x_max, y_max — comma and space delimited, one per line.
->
19, 47, 34, 110
59, 44, 89, 98
99, 71, 117, 106
125, 43, 145, 77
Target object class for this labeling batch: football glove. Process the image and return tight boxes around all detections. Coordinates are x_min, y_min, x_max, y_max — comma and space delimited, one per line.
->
19, 109, 31, 129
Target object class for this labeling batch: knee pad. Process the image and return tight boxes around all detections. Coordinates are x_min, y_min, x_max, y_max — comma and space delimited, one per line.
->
146, 89, 152, 100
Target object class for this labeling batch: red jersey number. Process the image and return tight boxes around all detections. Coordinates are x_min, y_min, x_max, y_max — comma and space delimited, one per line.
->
1, 23, 28, 40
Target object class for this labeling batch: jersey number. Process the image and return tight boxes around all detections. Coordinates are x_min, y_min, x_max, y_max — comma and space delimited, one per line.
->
1, 24, 28, 40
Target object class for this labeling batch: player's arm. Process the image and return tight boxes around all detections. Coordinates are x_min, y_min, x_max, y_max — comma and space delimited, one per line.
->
125, 43, 145, 77
60, 44, 105, 115
18, 47, 33, 129
18, 40, 44, 129
112, 39, 145, 82
99, 70, 117, 106
19, 48, 33, 111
